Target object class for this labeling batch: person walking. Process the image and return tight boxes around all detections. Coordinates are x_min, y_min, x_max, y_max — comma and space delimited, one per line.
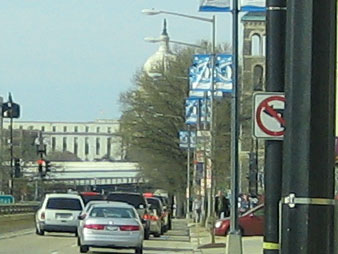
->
192, 196, 202, 223
215, 190, 230, 219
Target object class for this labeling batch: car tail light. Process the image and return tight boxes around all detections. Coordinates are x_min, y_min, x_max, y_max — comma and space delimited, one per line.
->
119, 225, 140, 231
84, 224, 105, 230
40, 212, 45, 220
143, 214, 151, 220
151, 215, 159, 221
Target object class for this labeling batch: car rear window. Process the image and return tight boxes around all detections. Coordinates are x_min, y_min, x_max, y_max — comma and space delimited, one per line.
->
90, 207, 136, 218
106, 193, 146, 208
81, 194, 105, 205
146, 198, 161, 209
46, 198, 82, 211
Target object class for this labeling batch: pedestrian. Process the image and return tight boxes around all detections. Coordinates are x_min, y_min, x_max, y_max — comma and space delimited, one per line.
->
192, 196, 202, 223
215, 190, 230, 219
239, 194, 250, 214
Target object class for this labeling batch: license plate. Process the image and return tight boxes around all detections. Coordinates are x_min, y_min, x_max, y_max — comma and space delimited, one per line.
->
56, 214, 71, 219
106, 226, 118, 231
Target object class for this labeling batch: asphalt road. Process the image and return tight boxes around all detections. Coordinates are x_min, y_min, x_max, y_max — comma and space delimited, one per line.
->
0, 220, 194, 254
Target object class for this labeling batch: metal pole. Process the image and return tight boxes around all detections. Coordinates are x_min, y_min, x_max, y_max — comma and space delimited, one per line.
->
206, 15, 216, 224
9, 114, 13, 195
281, 0, 336, 253
227, 0, 242, 253
264, 1, 286, 253
186, 126, 191, 219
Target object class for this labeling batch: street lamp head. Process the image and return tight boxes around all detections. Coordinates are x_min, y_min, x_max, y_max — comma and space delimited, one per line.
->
142, 9, 161, 15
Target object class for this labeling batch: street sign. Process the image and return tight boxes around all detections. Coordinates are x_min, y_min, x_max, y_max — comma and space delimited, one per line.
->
253, 92, 285, 139
179, 130, 196, 149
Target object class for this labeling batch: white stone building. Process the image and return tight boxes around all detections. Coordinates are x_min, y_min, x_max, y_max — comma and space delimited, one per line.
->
3, 119, 123, 161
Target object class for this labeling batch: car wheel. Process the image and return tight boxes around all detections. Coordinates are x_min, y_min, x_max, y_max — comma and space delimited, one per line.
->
74, 231, 78, 237
154, 231, 161, 237
144, 229, 150, 240
77, 237, 80, 246
160, 226, 165, 235
80, 245, 89, 253
239, 227, 244, 236
168, 217, 172, 230
35, 226, 44, 236
135, 246, 143, 254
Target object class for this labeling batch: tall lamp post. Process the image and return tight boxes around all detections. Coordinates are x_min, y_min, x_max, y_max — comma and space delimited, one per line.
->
142, 8, 216, 221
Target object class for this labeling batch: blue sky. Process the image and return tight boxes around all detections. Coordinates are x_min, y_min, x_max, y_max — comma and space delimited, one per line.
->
0, 0, 231, 121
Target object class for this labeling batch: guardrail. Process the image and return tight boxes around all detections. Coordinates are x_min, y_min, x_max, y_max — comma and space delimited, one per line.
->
0, 202, 40, 215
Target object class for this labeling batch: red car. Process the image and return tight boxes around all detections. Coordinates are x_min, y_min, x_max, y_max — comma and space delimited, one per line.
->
214, 204, 264, 236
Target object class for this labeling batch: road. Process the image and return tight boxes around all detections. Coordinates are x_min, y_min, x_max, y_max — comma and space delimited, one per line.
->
0, 220, 194, 254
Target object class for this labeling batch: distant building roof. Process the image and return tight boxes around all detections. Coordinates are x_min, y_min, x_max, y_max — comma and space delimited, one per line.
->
241, 12, 266, 22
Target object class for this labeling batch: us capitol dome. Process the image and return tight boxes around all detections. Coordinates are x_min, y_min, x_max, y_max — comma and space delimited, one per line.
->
143, 19, 176, 75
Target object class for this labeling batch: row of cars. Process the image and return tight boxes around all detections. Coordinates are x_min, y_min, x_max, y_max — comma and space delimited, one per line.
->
35, 191, 172, 254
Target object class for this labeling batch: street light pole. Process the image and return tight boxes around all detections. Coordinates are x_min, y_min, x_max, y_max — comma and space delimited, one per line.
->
142, 7, 216, 223
227, 0, 242, 253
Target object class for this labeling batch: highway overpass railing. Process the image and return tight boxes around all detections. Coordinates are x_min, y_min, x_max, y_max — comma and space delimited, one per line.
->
0, 202, 40, 215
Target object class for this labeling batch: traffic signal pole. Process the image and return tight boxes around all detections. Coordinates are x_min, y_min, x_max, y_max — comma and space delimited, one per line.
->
281, 1, 336, 254
264, 1, 286, 253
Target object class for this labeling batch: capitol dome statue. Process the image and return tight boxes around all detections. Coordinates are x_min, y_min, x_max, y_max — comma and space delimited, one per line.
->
143, 19, 176, 76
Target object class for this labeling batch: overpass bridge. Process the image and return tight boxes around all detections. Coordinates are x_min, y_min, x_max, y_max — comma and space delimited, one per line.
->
24, 161, 145, 187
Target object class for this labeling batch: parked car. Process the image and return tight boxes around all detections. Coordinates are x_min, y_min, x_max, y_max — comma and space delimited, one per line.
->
106, 192, 151, 239
214, 204, 264, 236
79, 191, 105, 205
145, 197, 164, 237
35, 193, 84, 236
144, 192, 171, 231
77, 202, 144, 253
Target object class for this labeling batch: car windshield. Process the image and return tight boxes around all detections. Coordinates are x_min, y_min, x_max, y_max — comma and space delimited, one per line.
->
107, 194, 146, 208
90, 207, 136, 218
146, 198, 161, 209
46, 198, 82, 211
81, 195, 105, 205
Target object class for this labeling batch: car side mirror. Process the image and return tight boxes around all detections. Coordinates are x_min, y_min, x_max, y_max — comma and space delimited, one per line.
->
138, 204, 145, 209
78, 214, 86, 220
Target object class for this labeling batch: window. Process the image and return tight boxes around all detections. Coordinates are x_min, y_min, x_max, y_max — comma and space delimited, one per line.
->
85, 137, 89, 155
52, 137, 56, 151
107, 127, 111, 133
41, 126, 45, 132
96, 138, 100, 155
107, 138, 111, 157
52, 126, 56, 132
251, 34, 261, 56
74, 126, 78, 132
29, 126, 34, 130
74, 137, 78, 155
19, 125, 23, 129
63, 137, 67, 152
63, 126, 67, 132
96, 127, 100, 133
253, 65, 264, 91
86, 126, 89, 133
46, 198, 82, 211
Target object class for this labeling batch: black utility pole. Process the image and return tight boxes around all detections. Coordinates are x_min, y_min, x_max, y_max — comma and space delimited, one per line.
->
281, 1, 336, 254
264, 1, 286, 253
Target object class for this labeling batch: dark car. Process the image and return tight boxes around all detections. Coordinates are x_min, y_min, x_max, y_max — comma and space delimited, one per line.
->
214, 204, 264, 236
106, 192, 151, 240
144, 193, 172, 231
79, 192, 105, 205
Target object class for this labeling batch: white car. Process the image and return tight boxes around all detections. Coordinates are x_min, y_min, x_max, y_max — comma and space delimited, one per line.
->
35, 193, 84, 235
77, 202, 144, 253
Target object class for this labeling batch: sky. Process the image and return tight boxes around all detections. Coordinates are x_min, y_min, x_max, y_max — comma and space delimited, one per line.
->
0, 0, 232, 122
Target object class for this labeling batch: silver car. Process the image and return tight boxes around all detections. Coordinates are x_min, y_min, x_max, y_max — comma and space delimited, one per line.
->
77, 202, 144, 254
35, 193, 84, 235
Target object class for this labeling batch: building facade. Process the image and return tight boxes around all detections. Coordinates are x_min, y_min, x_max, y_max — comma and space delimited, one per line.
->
3, 119, 123, 161
240, 12, 266, 194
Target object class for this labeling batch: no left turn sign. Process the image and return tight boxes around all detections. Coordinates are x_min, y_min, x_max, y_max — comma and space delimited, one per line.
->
253, 92, 285, 139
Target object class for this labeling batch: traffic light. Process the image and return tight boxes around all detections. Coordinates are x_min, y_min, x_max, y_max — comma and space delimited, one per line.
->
1, 102, 20, 118
14, 158, 21, 178
45, 160, 51, 173
37, 159, 45, 177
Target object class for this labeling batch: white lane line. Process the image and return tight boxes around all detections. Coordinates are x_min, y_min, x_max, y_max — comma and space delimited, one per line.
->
51, 252, 58, 254
72, 244, 77, 247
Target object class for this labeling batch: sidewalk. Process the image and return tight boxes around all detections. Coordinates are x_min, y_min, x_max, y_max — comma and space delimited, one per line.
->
188, 222, 263, 254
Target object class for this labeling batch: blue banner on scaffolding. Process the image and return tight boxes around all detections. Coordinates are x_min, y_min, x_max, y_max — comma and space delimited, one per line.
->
215, 54, 232, 93
240, 0, 266, 12
185, 98, 199, 125
189, 54, 212, 91
199, 0, 231, 12
179, 130, 196, 149
200, 98, 211, 124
